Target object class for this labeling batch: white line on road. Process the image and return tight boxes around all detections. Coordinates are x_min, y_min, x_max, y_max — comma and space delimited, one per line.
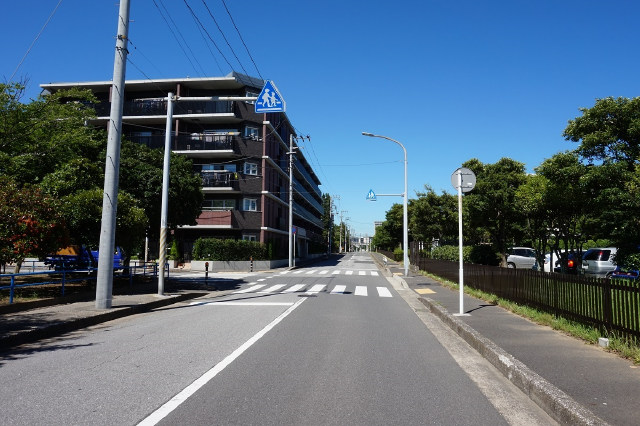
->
197, 301, 295, 306
139, 298, 306, 426
259, 284, 287, 293
233, 284, 265, 294
282, 284, 306, 293
376, 287, 393, 298
330, 285, 347, 294
306, 284, 326, 294
355, 286, 367, 296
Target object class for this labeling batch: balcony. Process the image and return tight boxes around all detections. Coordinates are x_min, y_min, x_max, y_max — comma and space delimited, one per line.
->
127, 133, 239, 156
91, 99, 234, 117
194, 210, 235, 228
200, 171, 238, 192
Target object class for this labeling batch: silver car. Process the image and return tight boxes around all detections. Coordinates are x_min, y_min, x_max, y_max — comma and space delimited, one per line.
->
506, 247, 537, 269
581, 247, 617, 278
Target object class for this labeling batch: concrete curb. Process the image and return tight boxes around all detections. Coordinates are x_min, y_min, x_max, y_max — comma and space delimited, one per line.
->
419, 297, 608, 426
0, 292, 205, 350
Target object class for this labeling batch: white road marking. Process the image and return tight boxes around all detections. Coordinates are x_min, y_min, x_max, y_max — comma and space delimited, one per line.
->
377, 287, 393, 298
306, 284, 326, 294
332, 270, 340, 274
355, 286, 367, 296
346, 270, 354, 275
280, 271, 290, 274
293, 270, 304, 274
259, 284, 287, 293
305, 270, 317, 274
282, 284, 306, 293
139, 298, 306, 426
233, 284, 265, 294
371, 271, 379, 276
330, 285, 347, 294
198, 302, 294, 306
319, 270, 329, 275
359, 271, 366, 276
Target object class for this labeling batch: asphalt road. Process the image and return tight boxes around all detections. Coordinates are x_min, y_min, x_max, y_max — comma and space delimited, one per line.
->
0, 253, 554, 425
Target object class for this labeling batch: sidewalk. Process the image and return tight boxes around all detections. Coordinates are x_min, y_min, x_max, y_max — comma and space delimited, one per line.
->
375, 253, 638, 426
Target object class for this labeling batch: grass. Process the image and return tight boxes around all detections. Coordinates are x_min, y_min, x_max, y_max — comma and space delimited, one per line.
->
421, 270, 640, 364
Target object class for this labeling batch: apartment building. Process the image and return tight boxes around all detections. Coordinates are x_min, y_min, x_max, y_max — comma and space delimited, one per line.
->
40, 72, 325, 260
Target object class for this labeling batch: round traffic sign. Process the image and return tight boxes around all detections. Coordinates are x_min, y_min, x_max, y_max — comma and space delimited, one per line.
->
451, 167, 476, 192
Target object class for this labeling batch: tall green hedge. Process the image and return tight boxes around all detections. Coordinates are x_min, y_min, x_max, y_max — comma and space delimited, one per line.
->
192, 238, 268, 261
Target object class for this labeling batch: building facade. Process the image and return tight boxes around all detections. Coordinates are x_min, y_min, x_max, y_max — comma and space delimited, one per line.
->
41, 72, 324, 260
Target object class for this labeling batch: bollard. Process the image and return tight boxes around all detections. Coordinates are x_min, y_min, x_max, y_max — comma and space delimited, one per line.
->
250, 256, 253, 272
205, 261, 209, 283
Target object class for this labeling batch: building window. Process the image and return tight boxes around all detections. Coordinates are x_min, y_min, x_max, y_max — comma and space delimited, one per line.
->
242, 234, 258, 242
202, 199, 235, 210
244, 162, 259, 175
243, 198, 258, 211
244, 126, 260, 140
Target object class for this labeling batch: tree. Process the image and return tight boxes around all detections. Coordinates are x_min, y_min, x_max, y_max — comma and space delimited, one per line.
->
564, 98, 640, 260
410, 186, 457, 244
564, 97, 640, 169
463, 158, 527, 266
321, 194, 334, 253
372, 203, 403, 251
0, 177, 68, 270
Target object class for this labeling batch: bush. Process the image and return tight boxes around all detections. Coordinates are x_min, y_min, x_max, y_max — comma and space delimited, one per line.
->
431, 245, 471, 262
192, 238, 268, 261
469, 245, 500, 265
393, 247, 404, 262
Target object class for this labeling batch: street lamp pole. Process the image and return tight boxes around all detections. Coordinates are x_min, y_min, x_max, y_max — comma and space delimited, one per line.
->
362, 132, 409, 276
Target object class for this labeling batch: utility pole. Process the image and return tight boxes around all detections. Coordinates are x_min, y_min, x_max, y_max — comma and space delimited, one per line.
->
157, 93, 174, 296
287, 135, 297, 268
96, 0, 130, 309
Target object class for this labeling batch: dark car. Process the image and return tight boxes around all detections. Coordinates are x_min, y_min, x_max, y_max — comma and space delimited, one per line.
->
553, 252, 579, 274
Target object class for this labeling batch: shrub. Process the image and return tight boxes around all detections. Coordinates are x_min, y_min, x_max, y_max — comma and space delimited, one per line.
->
192, 238, 268, 261
393, 247, 404, 262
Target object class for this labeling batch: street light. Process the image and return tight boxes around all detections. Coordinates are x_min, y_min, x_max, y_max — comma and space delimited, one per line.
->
362, 132, 409, 276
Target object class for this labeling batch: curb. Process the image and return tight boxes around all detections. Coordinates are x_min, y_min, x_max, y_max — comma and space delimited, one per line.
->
0, 292, 205, 350
418, 297, 608, 426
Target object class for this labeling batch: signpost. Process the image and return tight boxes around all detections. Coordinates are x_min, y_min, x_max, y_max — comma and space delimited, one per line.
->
451, 167, 476, 316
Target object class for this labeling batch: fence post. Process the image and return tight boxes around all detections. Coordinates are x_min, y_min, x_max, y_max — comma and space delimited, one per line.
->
61, 270, 66, 296
10, 275, 15, 304
602, 277, 612, 333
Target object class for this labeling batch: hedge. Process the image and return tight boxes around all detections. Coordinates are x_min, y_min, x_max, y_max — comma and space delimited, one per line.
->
192, 238, 268, 261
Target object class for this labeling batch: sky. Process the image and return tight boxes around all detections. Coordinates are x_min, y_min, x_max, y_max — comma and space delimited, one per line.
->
2, 0, 639, 238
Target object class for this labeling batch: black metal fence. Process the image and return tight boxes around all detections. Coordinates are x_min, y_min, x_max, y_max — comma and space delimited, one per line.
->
409, 242, 640, 344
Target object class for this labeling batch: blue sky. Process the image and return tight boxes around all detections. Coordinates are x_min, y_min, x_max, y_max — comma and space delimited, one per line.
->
3, 0, 639, 237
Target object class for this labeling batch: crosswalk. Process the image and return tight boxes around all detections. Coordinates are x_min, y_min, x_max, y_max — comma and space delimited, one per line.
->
233, 283, 393, 298
279, 269, 379, 277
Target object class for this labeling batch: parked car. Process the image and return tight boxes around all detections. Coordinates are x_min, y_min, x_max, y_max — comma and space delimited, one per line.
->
553, 252, 579, 274
609, 267, 639, 280
506, 247, 537, 269
581, 247, 617, 278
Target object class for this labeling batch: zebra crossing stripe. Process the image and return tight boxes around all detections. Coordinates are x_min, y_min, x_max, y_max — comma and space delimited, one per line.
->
259, 284, 287, 293
280, 271, 290, 275
346, 270, 354, 275
234, 284, 266, 294
293, 270, 304, 274
330, 285, 347, 294
354, 286, 367, 296
377, 287, 393, 297
306, 270, 317, 274
282, 284, 306, 293
371, 271, 379, 276
319, 270, 329, 275
359, 271, 366, 276
306, 284, 326, 294
332, 270, 340, 274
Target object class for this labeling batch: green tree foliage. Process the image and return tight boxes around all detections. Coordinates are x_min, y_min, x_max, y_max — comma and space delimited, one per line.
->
321, 194, 334, 253
463, 158, 527, 265
371, 203, 403, 251
410, 186, 457, 244
0, 176, 68, 267
0, 82, 202, 261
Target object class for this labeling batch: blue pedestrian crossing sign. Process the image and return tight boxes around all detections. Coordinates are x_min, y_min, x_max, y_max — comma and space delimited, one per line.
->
255, 80, 286, 113
366, 189, 377, 201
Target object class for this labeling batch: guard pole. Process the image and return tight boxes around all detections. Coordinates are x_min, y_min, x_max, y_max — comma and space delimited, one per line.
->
95, 0, 130, 309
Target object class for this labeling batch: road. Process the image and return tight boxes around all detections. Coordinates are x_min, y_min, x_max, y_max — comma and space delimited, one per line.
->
0, 253, 554, 425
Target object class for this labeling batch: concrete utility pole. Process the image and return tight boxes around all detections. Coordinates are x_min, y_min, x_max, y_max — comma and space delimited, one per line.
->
288, 135, 297, 268
157, 93, 174, 296
96, 0, 130, 309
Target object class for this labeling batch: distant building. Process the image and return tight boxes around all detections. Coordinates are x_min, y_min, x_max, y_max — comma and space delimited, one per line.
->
41, 72, 324, 260
374, 221, 383, 229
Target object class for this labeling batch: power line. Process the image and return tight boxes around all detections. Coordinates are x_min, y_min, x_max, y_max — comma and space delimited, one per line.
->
200, 0, 250, 76
9, 0, 63, 82
220, 0, 263, 80
182, 0, 235, 72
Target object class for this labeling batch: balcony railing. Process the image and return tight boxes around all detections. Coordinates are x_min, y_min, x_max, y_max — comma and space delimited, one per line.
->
91, 100, 233, 117
127, 134, 237, 152
200, 171, 238, 189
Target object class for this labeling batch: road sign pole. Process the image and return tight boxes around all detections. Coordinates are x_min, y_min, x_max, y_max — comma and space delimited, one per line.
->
457, 170, 465, 315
